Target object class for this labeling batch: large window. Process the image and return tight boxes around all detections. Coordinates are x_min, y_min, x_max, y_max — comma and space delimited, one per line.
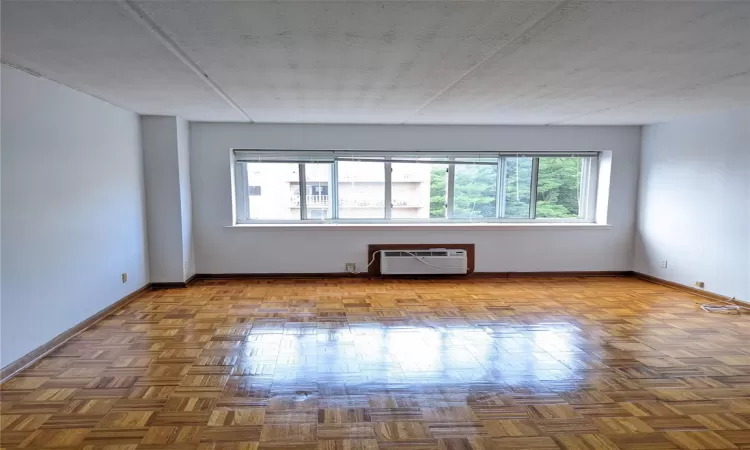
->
234, 151, 597, 223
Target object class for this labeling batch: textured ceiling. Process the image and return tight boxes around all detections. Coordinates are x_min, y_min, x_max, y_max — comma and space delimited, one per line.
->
2, 0, 749, 125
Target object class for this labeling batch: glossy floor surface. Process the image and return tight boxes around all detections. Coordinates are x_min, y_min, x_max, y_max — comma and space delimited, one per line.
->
2, 277, 750, 449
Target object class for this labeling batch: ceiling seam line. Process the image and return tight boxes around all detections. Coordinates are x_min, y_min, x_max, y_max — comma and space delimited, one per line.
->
399, 0, 570, 125
119, 0, 253, 123
549, 68, 750, 125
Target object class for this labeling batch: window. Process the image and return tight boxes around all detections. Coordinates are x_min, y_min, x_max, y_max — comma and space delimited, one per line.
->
233, 151, 598, 223
338, 160, 385, 219
535, 157, 587, 219
391, 161, 446, 219
453, 159, 498, 219
302, 163, 332, 219
502, 157, 533, 218
242, 162, 299, 220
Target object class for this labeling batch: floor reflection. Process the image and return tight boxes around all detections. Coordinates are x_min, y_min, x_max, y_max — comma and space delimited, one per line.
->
235, 322, 588, 389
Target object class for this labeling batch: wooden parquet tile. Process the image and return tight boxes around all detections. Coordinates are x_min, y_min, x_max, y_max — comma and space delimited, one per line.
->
3, 276, 750, 449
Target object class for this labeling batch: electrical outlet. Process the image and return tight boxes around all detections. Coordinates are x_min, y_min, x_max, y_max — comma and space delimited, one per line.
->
345, 263, 356, 273
121, 273, 128, 283
695, 281, 705, 289
660, 260, 668, 268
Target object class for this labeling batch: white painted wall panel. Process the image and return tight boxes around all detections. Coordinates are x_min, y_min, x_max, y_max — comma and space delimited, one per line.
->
177, 118, 195, 280
190, 123, 641, 274
0, 66, 149, 367
142, 116, 185, 283
635, 108, 750, 301
142, 116, 196, 283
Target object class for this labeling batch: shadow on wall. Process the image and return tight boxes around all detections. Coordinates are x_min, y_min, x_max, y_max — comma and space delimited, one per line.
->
632, 231, 655, 275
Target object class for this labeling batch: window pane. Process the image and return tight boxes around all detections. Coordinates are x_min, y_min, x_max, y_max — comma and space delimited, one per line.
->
302, 163, 332, 219
502, 157, 532, 218
337, 161, 385, 219
247, 162, 300, 220
453, 161, 498, 219
429, 165, 448, 219
391, 162, 446, 219
535, 157, 584, 218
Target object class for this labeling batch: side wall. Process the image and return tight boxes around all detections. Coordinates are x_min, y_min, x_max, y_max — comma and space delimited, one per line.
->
635, 108, 750, 301
190, 123, 641, 274
0, 66, 149, 367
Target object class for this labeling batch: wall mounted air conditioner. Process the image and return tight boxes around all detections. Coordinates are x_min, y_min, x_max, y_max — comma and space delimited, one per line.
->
380, 249, 468, 275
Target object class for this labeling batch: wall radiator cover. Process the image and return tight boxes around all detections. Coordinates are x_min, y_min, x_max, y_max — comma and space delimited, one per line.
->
380, 249, 468, 275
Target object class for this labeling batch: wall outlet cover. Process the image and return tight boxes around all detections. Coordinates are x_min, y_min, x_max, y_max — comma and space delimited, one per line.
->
345, 263, 356, 272
121, 273, 128, 283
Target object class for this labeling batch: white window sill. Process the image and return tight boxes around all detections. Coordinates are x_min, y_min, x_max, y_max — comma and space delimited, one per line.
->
226, 223, 612, 231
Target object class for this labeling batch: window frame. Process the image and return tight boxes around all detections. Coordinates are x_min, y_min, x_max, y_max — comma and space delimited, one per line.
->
233, 151, 599, 225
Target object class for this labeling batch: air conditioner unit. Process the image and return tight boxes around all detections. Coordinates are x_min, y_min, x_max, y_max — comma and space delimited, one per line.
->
380, 249, 468, 275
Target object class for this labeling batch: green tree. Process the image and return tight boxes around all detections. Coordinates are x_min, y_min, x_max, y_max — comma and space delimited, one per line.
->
429, 166, 446, 218
430, 164, 498, 218
453, 165, 497, 218
427, 157, 583, 219
535, 157, 582, 218
503, 157, 532, 218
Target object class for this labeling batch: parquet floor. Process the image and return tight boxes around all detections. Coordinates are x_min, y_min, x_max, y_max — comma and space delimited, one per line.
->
2, 277, 750, 449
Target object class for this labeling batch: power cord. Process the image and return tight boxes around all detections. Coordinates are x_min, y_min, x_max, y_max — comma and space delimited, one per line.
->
402, 251, 469, 271
700, 297, 747, 315
701, 304, 741, 314
347, 250, 383, 275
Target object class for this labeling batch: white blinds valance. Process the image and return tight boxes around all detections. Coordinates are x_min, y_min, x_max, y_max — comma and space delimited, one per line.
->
233, 150, 599, 164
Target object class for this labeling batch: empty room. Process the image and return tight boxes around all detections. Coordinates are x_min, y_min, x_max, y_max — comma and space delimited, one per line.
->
1, 0, 749, 448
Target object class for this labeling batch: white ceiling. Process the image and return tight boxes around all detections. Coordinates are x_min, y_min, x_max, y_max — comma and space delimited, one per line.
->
3, 0, 749, 125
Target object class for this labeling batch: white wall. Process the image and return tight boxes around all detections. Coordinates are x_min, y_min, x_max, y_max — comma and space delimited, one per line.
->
635, 108, 750, 301
142, 116, 184, 283
1, 66, 149, 367
1, 14, 4, 342
141, 116, 195, 283
190, 123, 641, 274
177, 118, 195, 280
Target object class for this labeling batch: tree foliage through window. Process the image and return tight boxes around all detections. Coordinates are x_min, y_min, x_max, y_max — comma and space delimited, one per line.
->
429, 157, 584, 219
536, 157, 583, 218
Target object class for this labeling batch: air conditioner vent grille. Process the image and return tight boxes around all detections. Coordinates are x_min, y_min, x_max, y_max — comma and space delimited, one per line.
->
379, 248, 468, 275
